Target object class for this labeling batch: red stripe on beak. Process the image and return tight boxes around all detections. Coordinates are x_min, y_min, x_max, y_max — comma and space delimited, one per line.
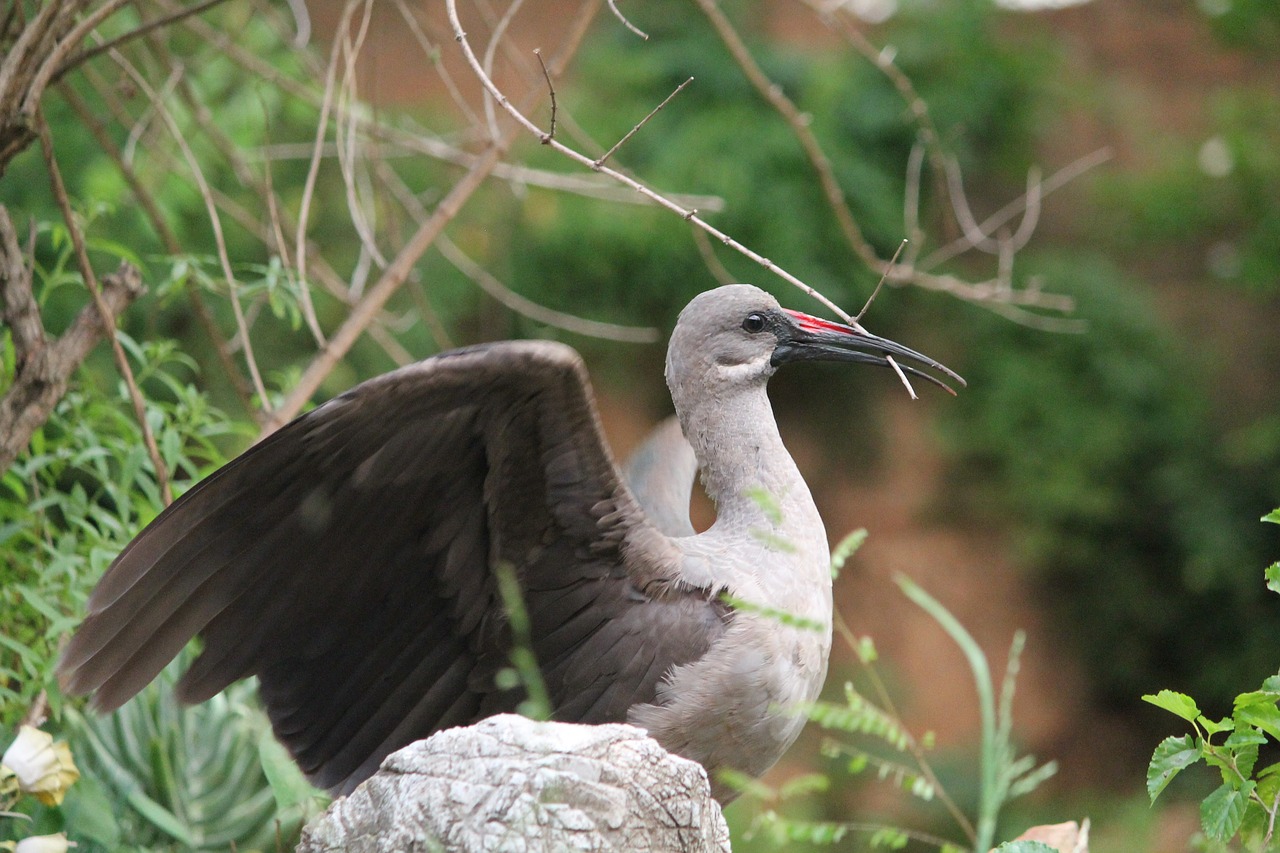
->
784, 310, 856, 336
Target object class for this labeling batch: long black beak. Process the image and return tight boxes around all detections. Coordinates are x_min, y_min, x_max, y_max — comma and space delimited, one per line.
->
771, 310, 966, 396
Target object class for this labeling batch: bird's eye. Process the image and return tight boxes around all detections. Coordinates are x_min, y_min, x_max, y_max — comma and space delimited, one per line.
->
742, 312, 767, 333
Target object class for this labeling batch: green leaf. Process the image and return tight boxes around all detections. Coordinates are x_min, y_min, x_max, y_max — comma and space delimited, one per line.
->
60, 773, 122, 849
1201, 780, 1254, 842
1267, 562, 1280, 595
1262, 508, 1280, 525
1147, 735, 1201, 802
1235, 693, 1280, 741
125, 787, 195, 846
854, 635, 878, 664
1142, 689, 1202, 722
829, 528, 867, 580
1198, 715, 1234, 736
1224, 729, 1268, 749
258, 729, 323, 812
778, 772, 829, 800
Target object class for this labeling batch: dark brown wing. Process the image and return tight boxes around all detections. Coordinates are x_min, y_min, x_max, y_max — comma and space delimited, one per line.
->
58, 340, 727, 794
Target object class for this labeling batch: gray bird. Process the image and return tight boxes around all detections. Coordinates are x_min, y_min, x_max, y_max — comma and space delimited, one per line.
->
58, 284, 961, 802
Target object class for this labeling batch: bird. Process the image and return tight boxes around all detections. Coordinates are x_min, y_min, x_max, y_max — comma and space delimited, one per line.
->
57, 283, 961, 802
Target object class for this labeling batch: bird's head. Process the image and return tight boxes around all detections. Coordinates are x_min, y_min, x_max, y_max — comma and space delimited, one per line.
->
665, 284, 963, 411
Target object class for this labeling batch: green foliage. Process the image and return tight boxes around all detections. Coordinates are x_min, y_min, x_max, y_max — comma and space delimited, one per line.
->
1093, 86, 1280, 293
896, 576, 1057, 852
60, 654, 325, 852
1200, 0, 1280, 54
493, 562, 553, 721
0, 334, 245, 730
939, 253, 1280, 708
1144, 509, 1280, 851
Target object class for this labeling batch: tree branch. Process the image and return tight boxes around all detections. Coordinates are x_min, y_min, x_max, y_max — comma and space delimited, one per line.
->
0, 206, 144, 474
36, 109, 173, 504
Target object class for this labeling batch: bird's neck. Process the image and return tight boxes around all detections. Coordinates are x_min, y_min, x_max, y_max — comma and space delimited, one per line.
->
680, 386, 824, 549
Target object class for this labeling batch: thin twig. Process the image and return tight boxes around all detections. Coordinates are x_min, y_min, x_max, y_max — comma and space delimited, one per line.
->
695, 0, 881, 271
59, 82, 256, 412
594, 76, 693, 168
256, 137, 725, 211
855, 239, 907, 324
378, 159, 655, 342
35, 111, 172, 505
920, 148, 1112, 270
112, 49, 272, 410
533, 49, 555, 142
480, 0, 528, 142
885, 356, 916, 401
52, 0, 230, 83
445, 0, 856, 325
691, 224, 736, 286
264, 0, 605, 434
605, 0, 648, 40
392, 0, 480, 127
294, 0, 358, 347
437, 233, 658, 342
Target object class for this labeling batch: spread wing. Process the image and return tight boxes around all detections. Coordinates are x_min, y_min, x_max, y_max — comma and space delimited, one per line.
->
622, 416, 698, 538
58, 340, 728, 794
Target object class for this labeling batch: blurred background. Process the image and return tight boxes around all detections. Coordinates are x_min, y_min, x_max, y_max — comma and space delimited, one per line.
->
2, 0, 1278, 849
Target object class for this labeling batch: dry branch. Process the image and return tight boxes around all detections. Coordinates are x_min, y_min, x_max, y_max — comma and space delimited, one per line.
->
0, 206, 144, 473
36, 110, 173, 504
261, 0, 605, 433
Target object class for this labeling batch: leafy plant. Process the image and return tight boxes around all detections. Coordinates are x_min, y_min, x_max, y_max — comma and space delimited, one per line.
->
0, 334, 245, 729
1144, 508, 1280, 850
60, 653, 325, 852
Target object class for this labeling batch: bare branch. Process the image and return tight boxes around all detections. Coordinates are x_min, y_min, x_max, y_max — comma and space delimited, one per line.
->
480, 0, 529, 142
695, 0, 881, 270
533, 49, 556, 142
594, 76, 693, 168
112, 48, 272, 410
0, 207, 144, 474
263, 0, 606, 434
438, 233, 658, 342
445, 0, 859, 325
294, 0, 359, 347
35, 113, 171, 503
920, 148, 1112, 270
691, 225, 736, 286
58, 82, 256, 412
606, 0, 649, 40
53, 0, 231, 83
856, 239, 907, 324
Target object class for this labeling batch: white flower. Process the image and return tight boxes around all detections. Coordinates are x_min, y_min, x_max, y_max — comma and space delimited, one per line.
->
12, 834, 72, 853
0, 726, 79, 806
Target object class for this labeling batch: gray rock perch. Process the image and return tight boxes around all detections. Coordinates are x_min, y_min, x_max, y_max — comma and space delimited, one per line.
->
298, 715, 730, 853
58, 284, 962, 802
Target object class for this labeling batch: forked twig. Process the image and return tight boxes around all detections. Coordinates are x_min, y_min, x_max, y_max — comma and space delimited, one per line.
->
263, 0, 605, 433
445, 0, 856, 325
594, 76, 693, 168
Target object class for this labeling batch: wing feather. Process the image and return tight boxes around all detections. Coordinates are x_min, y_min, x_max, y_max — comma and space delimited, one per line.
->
58, 340, 727, 794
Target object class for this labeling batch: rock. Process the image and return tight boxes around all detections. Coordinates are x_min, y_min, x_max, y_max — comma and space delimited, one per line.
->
298, 714, 731, 852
